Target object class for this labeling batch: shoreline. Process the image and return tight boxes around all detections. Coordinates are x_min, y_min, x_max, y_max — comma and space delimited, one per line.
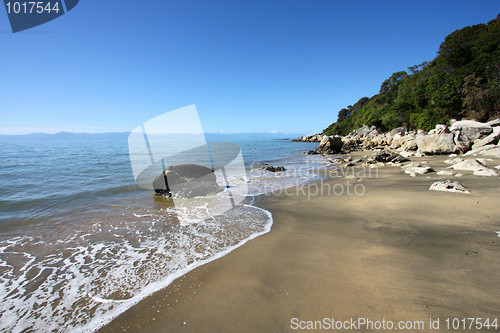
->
98, 150, 500, 332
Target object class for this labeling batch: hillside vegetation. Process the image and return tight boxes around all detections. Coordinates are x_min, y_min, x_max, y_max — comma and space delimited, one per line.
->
323, 14, 500, 136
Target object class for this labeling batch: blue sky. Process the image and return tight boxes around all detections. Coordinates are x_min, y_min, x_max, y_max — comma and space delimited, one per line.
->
0, 0, 499, 135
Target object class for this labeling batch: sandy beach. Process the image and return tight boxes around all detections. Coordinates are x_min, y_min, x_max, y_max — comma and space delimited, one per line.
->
99, 151, 500, 332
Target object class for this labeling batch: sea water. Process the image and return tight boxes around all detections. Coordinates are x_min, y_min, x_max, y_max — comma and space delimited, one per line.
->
0, 133, 325, 332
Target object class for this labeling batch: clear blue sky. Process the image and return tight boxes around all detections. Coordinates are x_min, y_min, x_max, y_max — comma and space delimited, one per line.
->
0, 0, 499, 135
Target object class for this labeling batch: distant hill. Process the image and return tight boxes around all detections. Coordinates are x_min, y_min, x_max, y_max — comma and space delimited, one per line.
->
0, 131, 301, 140
0, 131, 131, 140
323, 14, 500, 136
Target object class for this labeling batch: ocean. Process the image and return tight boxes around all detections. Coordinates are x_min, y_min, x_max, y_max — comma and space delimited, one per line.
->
0, 133, 325, 332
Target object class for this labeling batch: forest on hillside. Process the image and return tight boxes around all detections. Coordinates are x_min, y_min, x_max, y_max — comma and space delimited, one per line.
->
323, 14, 500, 136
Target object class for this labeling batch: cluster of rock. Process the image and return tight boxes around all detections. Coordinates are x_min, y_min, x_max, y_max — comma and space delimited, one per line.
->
296, 118, 500, 194
297, 119, 500, 157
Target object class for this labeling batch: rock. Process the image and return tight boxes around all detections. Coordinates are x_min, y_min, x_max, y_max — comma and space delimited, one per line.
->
447, 159, 499, 176
429, 180, 470, 194
449, 153, 458, 157
304, 150, 320, 155
153, 164, 222, 198
317, 135, 343, 154
390, 127, 407, 137
476, 158, 494, 165
452, 130, 472, 152
402, 162, 433, 175
397, 137, 418, 151
447, 159, 486, 171
404, 166, 433, 175
463, 144, 498, 156
450, 120, 493, 142
444, 157, 464, 164
374, 150, 398, 162
473, 168, 498, 176
416, 132, 460, 154
495, 165, 500, 170
170, 181, 225, 198
476, 147, 500, 157
437, 170, 455, 176
428, 124, 448, 135
471, 127, 500, 150
455, 173, 464, 177
486, 118, 500, 127
262, 165, 286, 172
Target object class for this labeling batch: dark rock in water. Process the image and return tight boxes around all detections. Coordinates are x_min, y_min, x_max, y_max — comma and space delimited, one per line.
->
304, 150, 319, 155
169, 181, 224, 198
262, 165, 286, 172
153, 164, 222, 198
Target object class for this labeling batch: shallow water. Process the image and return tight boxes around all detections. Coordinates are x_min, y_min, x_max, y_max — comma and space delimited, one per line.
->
0, 134, 325, 332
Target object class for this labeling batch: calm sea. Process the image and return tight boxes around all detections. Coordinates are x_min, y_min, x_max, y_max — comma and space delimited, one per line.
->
0, 133, 324, 332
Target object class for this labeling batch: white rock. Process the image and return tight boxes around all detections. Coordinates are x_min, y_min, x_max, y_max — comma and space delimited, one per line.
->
444, 157, 464, 164
447, 159, 486, 171
416, 132, 459, 154
495, 165, 500, 170
486, 118, 500, 127
463, 144, 497, 156
476, 158, 494, 165
476, 147, 500, 157
437, 170, 454, 176
473, 168, 499, 177
399, 151, 415, 158
455, 173, 464, 177
429, 180, 470, 194
449, 153, 458, 157
404, 166, 433, 175
448, 159, 498, 176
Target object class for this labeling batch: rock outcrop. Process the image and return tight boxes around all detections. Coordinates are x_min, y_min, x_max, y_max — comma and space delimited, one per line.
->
316, 135, 343, 154
295, 118, 500, 157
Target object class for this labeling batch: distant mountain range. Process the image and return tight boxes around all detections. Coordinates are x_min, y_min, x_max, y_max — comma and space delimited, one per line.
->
0, 131, 132, 140
0, 131, 302, 140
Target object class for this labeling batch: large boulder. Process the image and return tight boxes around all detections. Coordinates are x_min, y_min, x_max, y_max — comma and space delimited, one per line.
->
416, 131, 460, 155
450, 120, 493, 142
317, 135, 343, 154
471, 127, 500, 150
153, 164, 223, 198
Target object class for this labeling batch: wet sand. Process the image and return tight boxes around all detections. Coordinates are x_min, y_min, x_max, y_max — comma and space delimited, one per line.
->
99, 153, 500, 332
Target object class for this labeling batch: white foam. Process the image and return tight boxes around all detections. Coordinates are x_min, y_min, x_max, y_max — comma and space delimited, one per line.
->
496, 231, 500, 238
0, 205, 273, 333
